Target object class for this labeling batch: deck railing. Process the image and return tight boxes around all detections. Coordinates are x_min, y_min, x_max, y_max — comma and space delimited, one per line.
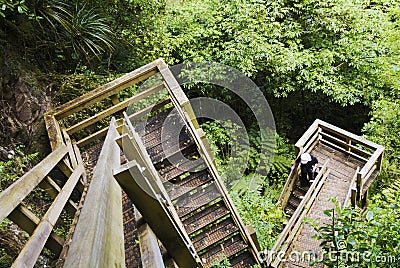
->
0, 135, 86, 268
279, 119, 384, 209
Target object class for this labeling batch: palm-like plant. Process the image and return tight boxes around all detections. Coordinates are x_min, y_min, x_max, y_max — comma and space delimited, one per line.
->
35, 0, 115, 62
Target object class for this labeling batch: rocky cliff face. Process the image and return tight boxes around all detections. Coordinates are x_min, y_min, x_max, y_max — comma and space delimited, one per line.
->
0, 72, 53, 155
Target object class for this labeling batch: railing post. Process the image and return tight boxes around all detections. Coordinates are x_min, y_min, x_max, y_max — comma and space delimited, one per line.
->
346, 138, 352, 153
356, 172, 363, 201
351, 187, 357, 208
377, 148, 384, 172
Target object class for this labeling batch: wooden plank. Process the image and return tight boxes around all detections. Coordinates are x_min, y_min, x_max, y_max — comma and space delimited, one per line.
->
76, 98, 171, 147
320, 132, 372, 158
320, 138, 369, 162
11, 163, 84, 268
157, 61, 189, 107
62, 130, 78, 169
8, 205, 64, 256
49, 59, 163, 120
246, 225, 261, 251
0, 144, 68, 223
360, 146, 384, 178
279, 165, 300, 209
39, 176, 78, 216
44, 114, 64, 150
66, 83, 164, 135
343, 167, 360, 207
278, 151, 302, 206
73, 142, 88, 185
318, 120, 381, 150
63, 118, 125, 268
114, 161, 201, 268
302, 129, 320, 153
294, 119, 320, 149
138, 223, 165, 268
197, 128, 215, 164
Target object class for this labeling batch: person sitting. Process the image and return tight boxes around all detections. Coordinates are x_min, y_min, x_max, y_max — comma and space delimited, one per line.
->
295, 153, 318, 187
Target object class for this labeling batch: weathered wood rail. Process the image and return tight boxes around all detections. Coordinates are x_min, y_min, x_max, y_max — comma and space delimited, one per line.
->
0, 132, 87, 268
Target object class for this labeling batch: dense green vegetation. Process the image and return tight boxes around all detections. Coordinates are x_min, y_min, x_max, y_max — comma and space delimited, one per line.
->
1, 0, 399, 266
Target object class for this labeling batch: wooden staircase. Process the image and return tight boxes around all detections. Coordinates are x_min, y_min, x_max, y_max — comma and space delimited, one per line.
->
269, 120, 384, 268
0, 59, 261, 268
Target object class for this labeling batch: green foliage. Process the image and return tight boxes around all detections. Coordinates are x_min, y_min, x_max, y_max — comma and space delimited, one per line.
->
363, 99, 400, 161
0, 146, 38, 191
42, 1, 115, 62
0, 0, 34, 18
230, 180, 286, 249
362, 99, 400, 189
211, 254, 231, 268
309, 196, 400, 267
157, 0, 400, 106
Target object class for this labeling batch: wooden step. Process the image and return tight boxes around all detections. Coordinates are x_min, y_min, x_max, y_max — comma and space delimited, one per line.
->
288, 196, 301, 208
229, 251, 256, 268
200, 234, 248, 267
166, 170, 213, 200
184, 201, 230, 235
157, 154, 205, 182
191, 218, 239, 253
176, 183, 222, 218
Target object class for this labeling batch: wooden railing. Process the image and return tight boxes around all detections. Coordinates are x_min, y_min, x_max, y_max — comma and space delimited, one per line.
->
279, 119, 384, 209
316, 120, 384, 202
113, 113, 202, 267
268, 161, 331, 268
343, 167, 360, 208
0, 136, 86, 268
278, 120, 321, 209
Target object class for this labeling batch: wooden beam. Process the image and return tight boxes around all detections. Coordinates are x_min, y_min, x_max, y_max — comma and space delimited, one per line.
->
63, 118, 125, 268
360, 146, 384, 178
295, 119, 320, 149
73, 142, 88, 185
49, 59, 164, 120
318, 120, 381, 150
62, 130, 78, 169
12, 163, 84, 268
66, 83, 164, 135
114, 161, 201, 268
39, 176, 78, 216
343, 167, 360, 207
320, 138, 369, 162
8, 205, 64, 256
138, 223, 165, 268
76, 98, 171, 148
0, 144, 68, 223
246, 225, 261, 251
320, 132, 373, 157
44, 114, 64, 150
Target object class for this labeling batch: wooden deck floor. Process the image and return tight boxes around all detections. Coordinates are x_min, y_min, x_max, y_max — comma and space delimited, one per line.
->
282, 143, 366, 268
